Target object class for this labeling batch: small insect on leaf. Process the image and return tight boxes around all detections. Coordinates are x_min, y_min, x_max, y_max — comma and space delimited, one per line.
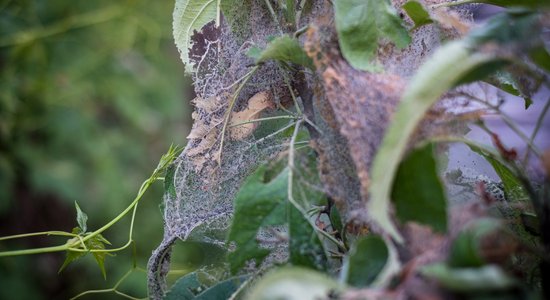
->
74, 201, 88, 233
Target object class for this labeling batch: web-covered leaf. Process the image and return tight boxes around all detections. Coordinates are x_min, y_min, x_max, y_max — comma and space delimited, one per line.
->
227, 166, 289, 274
251, 36, 314, 70
164, 272, 204, 300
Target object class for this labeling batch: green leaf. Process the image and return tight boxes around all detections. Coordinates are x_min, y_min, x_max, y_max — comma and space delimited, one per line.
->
245, 267, 341, 300
341, 235, 389, 287
58, 249, 86, 274
173, 0, 220, 73
402, 1, 433, 30
87, 234, 111, 279
289, 204, 328, 271
164, 272, 203, 300
227, 166, 289, 274
485, 72, 533, 109
194, 275, 249, 300
74, 201, 88, 233
254, 36, 314, 69
422, 264, 516, 292
334, 0, 410, 71
468, 10, 541, 47
369, 39, 499, 243
391, 143, 447, 233
529, 46, 550, 73
448, 218, 501, 268
468, 145, 528, 201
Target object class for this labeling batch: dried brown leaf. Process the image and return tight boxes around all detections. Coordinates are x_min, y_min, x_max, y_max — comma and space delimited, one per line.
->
228, 91, 274, 140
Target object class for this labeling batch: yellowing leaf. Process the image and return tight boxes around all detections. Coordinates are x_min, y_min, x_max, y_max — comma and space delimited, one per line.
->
229, 91, 274, 140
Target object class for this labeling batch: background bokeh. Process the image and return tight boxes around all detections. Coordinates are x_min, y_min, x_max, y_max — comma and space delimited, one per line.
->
0, 1, 197, 298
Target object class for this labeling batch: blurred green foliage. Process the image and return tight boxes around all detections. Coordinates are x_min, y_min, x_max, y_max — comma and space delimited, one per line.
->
0, 0, 192, 298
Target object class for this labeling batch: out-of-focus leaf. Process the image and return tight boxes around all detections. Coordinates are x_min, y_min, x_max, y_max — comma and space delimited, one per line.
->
448, 218, 501, 268
392, 143, 447, 233
334, 0, 410, 71
245, 267, 341, 300
422, 264, 516, 292
485, 72, 533, 109
227, 166, 288, 274
254, 36, 314, 69
468, 145, 528, 201
173, 0, 219, 73
164, 272, 203, 300
341, 235, 388, 287
194, 275, 248, 300
454, 60, 510, 86
369, 40, 498, 243
74, 201, 88, 233
402, 1, 433, 30
468, 10, 541, 47
476, 0, 550, 8
529, 46, 550, 73
520, 212, 540, 236
289, 204, 328, 271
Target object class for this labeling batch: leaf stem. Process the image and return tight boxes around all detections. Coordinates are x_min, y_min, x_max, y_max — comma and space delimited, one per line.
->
218, 66, 259, 164
0, 231, 78, 241
228, 115, 297, 128
431, 0, 477, 9
262, 0, 284, 35
524, 97, 550, 163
